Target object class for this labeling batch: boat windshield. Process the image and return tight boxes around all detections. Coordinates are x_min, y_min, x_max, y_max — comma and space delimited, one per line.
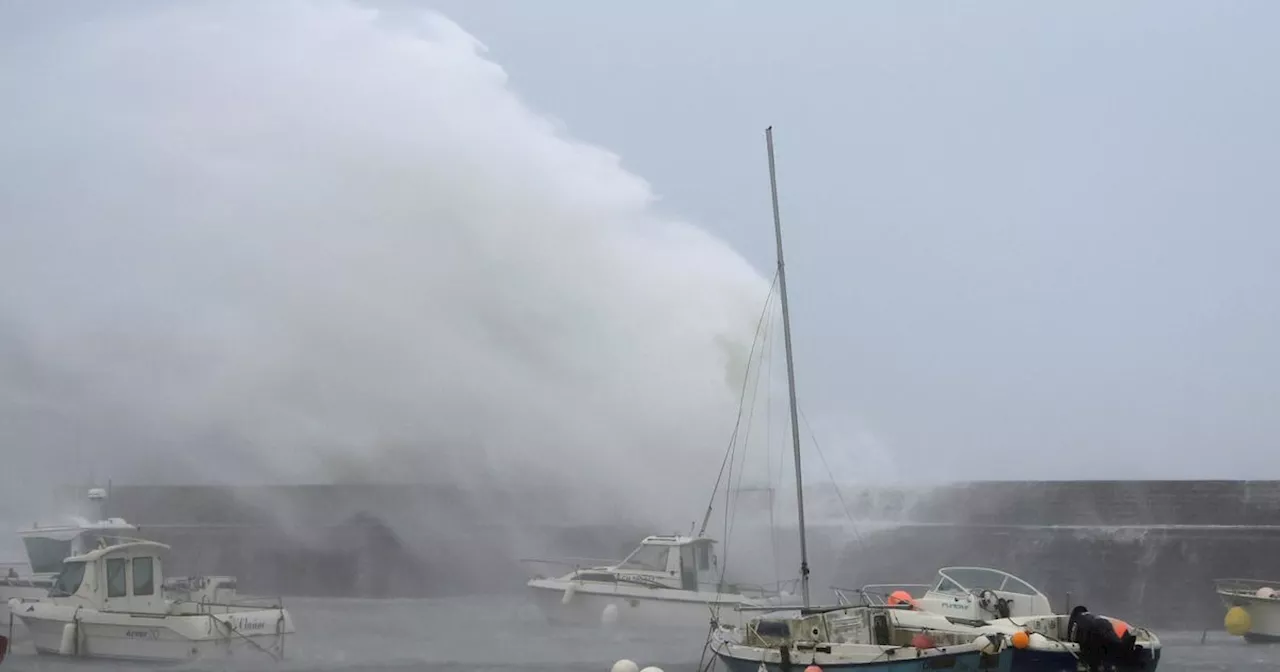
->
49, 560, 86, 597
22, 536, 74, 575
935, 568, 1039, 595
618, 544, 670, 572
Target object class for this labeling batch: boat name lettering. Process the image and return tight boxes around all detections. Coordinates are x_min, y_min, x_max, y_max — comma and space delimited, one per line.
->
232, 617, 268, 631
126, 629, 160, 640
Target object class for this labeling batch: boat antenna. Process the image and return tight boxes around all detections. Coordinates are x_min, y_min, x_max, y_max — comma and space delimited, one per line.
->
765, 126, 810, 608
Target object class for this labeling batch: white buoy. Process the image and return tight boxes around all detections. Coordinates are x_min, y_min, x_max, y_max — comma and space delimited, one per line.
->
601, 603, 619, 625
1028, 633, 1068, 652
562, 584, 577, 605
639, 667, 664, 672
58, 622, 78, 656
611, 660, 639, 672
973, 635, 1000, 655
1256, 587, 1275, 599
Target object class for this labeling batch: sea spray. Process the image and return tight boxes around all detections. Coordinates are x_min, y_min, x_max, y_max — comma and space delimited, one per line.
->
0, 1, 770, 534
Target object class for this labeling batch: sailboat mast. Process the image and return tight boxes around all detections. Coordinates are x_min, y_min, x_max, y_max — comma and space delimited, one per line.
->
765, 126, 810, 609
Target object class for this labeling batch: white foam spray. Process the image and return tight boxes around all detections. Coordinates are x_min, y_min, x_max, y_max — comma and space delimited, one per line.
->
0, 1, 771, 530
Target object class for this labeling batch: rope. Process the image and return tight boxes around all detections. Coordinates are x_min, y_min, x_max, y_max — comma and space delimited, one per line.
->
1001, 614, 1081, 664
696, 270, 780, 538
797, 408, 866, 554
696, 274, 780, 672
719, 302, 775, 587
210, 609, 286, 662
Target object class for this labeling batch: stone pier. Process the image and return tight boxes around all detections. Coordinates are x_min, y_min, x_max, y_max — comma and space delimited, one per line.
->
81, 480, 1277, 629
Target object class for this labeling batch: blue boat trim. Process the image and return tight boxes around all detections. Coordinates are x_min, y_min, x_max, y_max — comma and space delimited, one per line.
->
715, 648, 1014, 672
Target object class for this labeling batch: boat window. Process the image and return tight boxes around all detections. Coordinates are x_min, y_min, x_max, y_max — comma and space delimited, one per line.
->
132, 557, 155, 596
935, 576, 963, 594
938, 568, 1038, 595
697, 545, 711, 570
106, 557, 128, 598
573, 571, 617, 583
49, 560, 86, 597
996, 574, 1038, 595
22, 537, 73, 575
619, 544, 670, 572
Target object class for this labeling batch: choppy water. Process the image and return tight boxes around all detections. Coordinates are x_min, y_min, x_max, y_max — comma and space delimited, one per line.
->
0, 595, 1272, 672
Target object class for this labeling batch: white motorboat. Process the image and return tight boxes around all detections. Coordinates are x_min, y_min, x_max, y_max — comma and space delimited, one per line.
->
836, 566, 1162, 671
0, 488, 136, 629
835, 567, 1056, 620
8, 538, 294, 662
525, 534, 797, 628
1215, 577, 1280, 643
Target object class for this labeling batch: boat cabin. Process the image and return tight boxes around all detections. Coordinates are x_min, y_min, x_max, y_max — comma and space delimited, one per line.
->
915, 566, 1052, 620
12, 488, 136, 579
46, 540, 171, 614
574, 535, 720, 592
18, 519, 137, 578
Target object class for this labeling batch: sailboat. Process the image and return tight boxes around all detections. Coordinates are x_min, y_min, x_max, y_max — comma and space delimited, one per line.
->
706, 128, 1015, 672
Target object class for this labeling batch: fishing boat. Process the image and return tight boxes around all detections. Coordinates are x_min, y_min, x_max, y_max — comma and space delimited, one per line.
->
837, 567, 1161, 671
525, 534, 797, 628
707, 127, 1015, 672
7, 538, 294, 662
1216, 577, 1280, 643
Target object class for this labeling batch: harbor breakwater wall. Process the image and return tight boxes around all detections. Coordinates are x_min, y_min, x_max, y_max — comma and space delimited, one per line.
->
91, 480, 1279, 629
817, 479, 1280, 631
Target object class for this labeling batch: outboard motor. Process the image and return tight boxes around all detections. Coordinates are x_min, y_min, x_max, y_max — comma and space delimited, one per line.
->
976, 589, 1012, 619
1067, 605, 1145, 671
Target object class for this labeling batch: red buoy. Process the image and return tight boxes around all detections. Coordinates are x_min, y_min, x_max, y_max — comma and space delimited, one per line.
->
0, 633, 9, 666
910, 632, 936, 649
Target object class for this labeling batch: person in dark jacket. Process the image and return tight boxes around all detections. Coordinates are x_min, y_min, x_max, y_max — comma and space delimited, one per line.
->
1067, 605, 1143, 671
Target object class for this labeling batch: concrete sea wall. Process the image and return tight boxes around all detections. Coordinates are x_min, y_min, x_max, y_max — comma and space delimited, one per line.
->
82, 480, 1280, 629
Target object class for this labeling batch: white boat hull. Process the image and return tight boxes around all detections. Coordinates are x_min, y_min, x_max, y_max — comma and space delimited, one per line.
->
11, 602, 295, 663
1219, 591, 1280, 642
527, 580, 762, 629
0, 581, 47, 638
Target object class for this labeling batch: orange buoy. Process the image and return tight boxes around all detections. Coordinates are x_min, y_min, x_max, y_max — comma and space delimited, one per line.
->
1011, 630, 1030, 649
887, 590, 916, 608
804, 665, 822, 672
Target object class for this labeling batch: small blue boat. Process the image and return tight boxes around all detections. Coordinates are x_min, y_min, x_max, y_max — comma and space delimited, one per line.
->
838, 569, 1161, 672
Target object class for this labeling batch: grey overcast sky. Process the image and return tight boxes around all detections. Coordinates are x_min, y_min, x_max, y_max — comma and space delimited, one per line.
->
0, 0, 1277, 516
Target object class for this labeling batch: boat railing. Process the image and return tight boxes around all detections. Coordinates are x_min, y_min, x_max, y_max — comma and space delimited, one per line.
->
188, 594, 287, 614
0, 576, 47, 589
0, 562, 29, 580
733, 578, 802, 600
831, 583, 932, 606
518, 556, 622, 570
1213, 577, 1280, 596
518, 556, 623, 580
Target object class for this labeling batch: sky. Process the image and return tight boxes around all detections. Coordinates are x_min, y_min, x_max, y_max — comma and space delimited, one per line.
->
0, 0, 1277, 533
387, 0, 1280, 481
